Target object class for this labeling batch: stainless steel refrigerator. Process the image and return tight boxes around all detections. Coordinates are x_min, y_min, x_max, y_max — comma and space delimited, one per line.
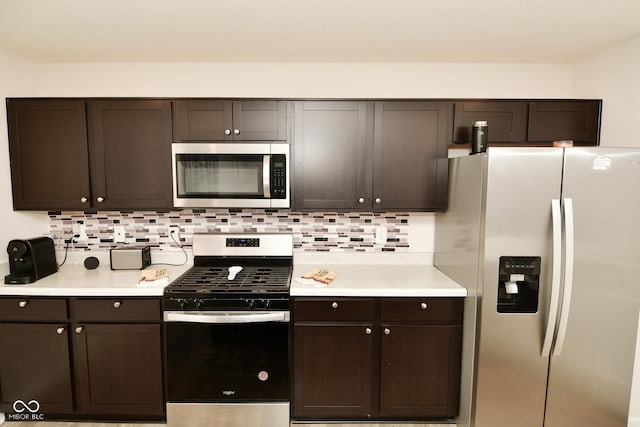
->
435, 147, 640, 427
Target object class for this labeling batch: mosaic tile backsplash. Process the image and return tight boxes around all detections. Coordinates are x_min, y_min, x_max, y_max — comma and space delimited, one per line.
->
48, 209, 410, 252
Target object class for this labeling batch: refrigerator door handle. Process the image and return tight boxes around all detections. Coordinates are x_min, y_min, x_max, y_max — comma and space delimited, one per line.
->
553, 198, 575, 356
542, 198, 563, 357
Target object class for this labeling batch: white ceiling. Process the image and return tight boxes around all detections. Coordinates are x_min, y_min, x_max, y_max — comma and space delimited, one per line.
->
1, 0, 639, 64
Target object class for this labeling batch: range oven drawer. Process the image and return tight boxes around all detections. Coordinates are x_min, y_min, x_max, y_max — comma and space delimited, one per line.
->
164, 320, 289, 402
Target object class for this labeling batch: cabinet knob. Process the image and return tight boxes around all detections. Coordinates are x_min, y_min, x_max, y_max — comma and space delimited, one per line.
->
331, 302, 338, 309
233, 129, 240, 135
75, 326, 84, 334
96, 196, 104, 203
420, 302, 428, 310
358, 197, 365, 204
384, 328, 391, 335
113, 301, 122, 309
80, 197, 88, 203
56, 327, 65, 335
375, 198, 382, 204
18, 300, 28, 308
225, 129, 232, 135
365, 328, 372, 335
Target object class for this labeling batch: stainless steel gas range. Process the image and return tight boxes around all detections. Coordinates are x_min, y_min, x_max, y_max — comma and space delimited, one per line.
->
163, 233, 293, 427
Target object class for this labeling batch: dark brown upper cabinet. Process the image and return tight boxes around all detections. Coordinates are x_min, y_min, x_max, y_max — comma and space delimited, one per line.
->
172, 99, 287, 141
293, 101, 451, 212
293, 101, 373, 210
373, 101, 452, 211
7, 99, 173, 211
87, 100, 173, 210
528, 100, 601, 145
7, 99, 91, 210
453, 101, 528, 144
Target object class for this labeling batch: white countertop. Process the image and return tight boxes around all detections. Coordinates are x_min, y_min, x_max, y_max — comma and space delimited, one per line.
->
0, 251, 464, 298
0, 258, 190, 297
291, 253, 466, 297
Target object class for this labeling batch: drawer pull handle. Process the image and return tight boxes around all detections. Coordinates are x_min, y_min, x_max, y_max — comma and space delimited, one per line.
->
331, 302, 338, 309
384, 328, 391, 335
56, 327, 65, 335
18, 300, 28, 308
75, 326, 84, 334
113, 301, 122, 309
365, 328, 372, 335
225, 129, 232, 136
420, 302, 428, 310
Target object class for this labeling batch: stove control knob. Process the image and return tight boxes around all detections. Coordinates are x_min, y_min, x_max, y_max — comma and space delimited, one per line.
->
247, 299, 255, 309
193, 298, 204, 309
177, 299, 187, 310
263, 300, 271, 310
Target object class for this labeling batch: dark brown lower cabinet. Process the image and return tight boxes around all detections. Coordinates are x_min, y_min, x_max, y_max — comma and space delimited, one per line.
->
293, 323, 374, 418
292, 297, 463, 421
0, 297, 164, 420
73, 323, 164, 417
0, 323, 74, 414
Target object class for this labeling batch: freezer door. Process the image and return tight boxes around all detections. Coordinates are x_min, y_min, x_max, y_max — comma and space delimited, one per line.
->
544, 148, 640, 427
473, 148, 564, 427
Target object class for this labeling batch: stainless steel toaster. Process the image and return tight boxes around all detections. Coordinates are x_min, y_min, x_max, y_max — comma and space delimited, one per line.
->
110, 245, 151, 270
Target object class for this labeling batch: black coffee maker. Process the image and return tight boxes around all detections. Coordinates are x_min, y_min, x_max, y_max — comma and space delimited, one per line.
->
5, 237, 58, 284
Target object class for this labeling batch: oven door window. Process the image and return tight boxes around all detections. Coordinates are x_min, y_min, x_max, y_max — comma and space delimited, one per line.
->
175, 154, 266, 198
165, 322, 289, 401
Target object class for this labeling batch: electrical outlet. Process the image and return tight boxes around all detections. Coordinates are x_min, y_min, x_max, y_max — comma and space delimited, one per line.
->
72, 223, 87, 241
169, 225, 181, 243
113, 225, 126, 243
375, 226, 388, 245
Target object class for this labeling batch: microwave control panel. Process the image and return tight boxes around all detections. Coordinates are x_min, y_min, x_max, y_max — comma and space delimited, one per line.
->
271, 154, 287, 199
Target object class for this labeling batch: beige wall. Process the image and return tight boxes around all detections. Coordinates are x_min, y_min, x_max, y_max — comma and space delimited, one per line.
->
573, 35, 640, 148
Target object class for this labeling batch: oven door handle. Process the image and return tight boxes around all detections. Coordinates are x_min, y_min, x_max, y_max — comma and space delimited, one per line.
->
163, 311, 290, 323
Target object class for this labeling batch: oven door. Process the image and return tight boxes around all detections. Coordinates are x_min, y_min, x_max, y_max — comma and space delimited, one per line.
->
164, 311, 289, 402
171, 143, 289, 208
164, 311, 290, 427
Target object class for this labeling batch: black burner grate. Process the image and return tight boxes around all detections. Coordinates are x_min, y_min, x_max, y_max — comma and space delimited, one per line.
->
165, 265, 292, 294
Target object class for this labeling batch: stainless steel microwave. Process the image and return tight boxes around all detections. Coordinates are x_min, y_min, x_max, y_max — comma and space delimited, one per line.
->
172, 143, 289, 208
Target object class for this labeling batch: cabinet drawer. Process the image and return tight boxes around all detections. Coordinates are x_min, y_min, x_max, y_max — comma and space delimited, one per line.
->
71, 298, 161, 322
0, 297, 67, 321
294, 298, 375, 322
381, 298, 463, 323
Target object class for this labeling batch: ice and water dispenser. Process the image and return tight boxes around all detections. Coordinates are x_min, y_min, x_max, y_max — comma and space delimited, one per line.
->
497, 256, 541, 313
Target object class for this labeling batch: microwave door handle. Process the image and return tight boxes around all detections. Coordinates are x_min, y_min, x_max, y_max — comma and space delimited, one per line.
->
263, 155, 271, 198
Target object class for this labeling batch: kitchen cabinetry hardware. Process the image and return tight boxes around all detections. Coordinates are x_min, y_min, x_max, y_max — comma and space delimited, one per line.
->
365, 328, 372, 335
56, 327, 65, 335
234, 128, 240, 135
375, 198, 381, 204
96, 196, 104, 203
224, 129, 232, 135
80, 197, 88, 203
421, 302, 428, 310
113, 301, 122, 308
384, 327, 391, 335
358, 197, 365, 203
18, 300, 27, 308
75, 326, 83, 334
331, 302, 338, 309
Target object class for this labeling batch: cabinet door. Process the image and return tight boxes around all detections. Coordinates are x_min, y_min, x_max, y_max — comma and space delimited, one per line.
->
528, 101, 601, 145
87, 100, 173, 209
233, 100, 287, 140
0, 323, 73, 414
292, 323, 374, 419
373, 102, 452, 211
172, 99, 233, 141
453, 101, 527, 144
293, 101, 373, 210
72, 323, 164, 417
7, 99, 91, 210
379, 324, 462, 418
